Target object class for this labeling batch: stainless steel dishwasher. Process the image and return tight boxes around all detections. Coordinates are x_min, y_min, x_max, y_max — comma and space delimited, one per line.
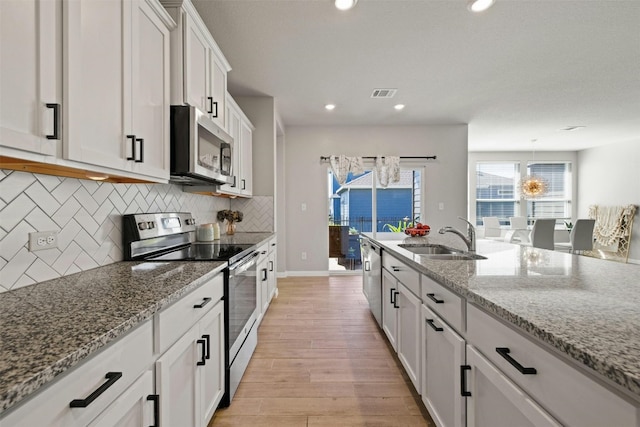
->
360, 237, 382, 327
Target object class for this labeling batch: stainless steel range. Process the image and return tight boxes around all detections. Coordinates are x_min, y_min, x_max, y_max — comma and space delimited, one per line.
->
122, 212, 258, 407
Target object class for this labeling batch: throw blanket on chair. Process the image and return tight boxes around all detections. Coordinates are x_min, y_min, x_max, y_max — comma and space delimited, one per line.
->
588, 205, 635, 246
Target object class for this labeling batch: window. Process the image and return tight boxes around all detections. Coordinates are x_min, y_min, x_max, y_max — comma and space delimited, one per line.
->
475, 162, 519, 226
526, 162, 571, 223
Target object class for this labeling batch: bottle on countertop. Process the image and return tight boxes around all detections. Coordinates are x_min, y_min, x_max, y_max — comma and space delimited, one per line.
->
213, 222, 221, 240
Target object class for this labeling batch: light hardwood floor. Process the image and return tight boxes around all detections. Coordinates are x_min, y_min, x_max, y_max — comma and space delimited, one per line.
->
209, 276, 435, 427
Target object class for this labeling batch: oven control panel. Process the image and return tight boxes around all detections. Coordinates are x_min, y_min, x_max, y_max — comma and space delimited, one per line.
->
123, 213, 198, 259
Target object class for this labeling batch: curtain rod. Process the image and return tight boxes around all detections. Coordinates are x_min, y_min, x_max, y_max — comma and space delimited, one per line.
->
320, 155, 436, 162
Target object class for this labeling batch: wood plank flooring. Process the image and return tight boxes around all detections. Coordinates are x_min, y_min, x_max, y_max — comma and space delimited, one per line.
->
209, 276, 435, 427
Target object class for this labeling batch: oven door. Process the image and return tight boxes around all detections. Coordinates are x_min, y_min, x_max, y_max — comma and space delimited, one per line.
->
227, 251, 259, 360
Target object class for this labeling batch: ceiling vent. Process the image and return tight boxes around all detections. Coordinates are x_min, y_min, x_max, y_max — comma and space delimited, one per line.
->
371, 88, 397, 99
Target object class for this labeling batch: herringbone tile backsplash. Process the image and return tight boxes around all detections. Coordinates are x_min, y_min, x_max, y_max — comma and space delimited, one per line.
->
0, 170, 271, 293
231, 196, 274, 233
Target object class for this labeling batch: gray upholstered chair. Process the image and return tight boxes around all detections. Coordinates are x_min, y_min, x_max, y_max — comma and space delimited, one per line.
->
555, 219, 596, 253
529, 219, 556, 250
482, 217, 502, 239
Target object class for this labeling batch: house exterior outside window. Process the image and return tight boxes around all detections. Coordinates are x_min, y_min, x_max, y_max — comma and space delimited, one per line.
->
475, 162, 519, 226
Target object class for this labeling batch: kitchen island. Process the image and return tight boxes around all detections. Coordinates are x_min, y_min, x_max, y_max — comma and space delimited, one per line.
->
364, 231, 640, 426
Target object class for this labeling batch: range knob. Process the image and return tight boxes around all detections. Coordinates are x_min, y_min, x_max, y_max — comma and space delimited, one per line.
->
138, 222, 149, 230
147, 221, 155, 229
185, 218, 195, 225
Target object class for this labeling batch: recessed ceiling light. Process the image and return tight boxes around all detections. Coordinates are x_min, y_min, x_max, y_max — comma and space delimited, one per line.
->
325, 104, 336, 111
467, 0, 495, 13
335, 0, 357, 11
561, 126, 586, 131
394, 104, 405, 111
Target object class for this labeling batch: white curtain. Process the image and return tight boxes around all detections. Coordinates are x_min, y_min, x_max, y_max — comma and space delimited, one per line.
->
375, 156, 400, 188
330, 155, 364, 184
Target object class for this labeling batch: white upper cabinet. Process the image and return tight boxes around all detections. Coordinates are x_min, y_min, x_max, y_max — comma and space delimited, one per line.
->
162, 0, 231, 130
1, 0, 62, 156
219, 94, 253, 197
64, 0, 172, 181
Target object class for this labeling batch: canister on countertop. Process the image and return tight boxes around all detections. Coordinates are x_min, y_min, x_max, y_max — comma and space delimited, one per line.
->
196, 223, 215, 241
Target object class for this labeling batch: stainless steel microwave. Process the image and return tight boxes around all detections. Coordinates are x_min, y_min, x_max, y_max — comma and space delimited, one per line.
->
169, 105, 234, 186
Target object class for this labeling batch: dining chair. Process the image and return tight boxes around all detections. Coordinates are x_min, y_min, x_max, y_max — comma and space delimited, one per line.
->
482, 217, 502, 239
509, 217, 528, 230
555, 219, 596, 254
529, 219, 556, 250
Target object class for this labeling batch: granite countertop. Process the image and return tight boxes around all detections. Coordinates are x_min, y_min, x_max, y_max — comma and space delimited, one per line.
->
0, 232, 275, 415
363, 232, 640, 401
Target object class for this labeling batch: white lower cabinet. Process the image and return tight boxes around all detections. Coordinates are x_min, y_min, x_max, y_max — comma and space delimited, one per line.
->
156, 295, 224, 427
382, 265, 421, 393
421, 305, 466, 427
87, 370, 156, 427
267, 238, 277, 300
0, 321, 153, 427
465, 345, 560, 427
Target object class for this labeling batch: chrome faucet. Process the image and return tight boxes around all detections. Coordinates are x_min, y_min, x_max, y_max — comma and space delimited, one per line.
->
438, 217, 476, 252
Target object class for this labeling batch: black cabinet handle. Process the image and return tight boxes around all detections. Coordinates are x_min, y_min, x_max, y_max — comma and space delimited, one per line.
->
393, 291, 399, 309
45, 103, 60, 140
261, 250, 267, 255
135, 138, 144, 163
426, 293, 444, 304
391, 266, 400, 272
197, 339, 206, 366
207, 97, 214, 114
390, 287, 396, 305
241, 179, 246, 190
364, 260, 370, 271
496, 347, 537, 375
262, 268, 267, 281
70, 372, 122, 407
269, 260, 274, 272
126, 135, 136, 160
202, 334, 211, 360
426, 318, 443, 332
212, 101, 218, 118
193, 297, 212, 308
460, 365, 471, 397
146, 394, 159, 427
231, 176, 237, 188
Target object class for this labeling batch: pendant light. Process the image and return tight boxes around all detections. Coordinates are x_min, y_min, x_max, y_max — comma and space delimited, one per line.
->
518, 139, 548, 200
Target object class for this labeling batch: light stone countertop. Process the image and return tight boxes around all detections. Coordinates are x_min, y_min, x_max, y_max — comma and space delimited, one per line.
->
363, 232, 640, 401
0, 232, 275, 415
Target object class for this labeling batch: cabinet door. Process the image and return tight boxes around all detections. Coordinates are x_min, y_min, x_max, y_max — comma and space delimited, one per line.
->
198, 301, 225, 426
422, 305, 466, 427
130, 0, 170, 180
466, 345, 561, 427
267, 248, 277, 300
1, 0, 61, 156
239, 120, 253, 196
218, 100, 241, 195
183, 12, 210, 113
210, 56, 226, 129
88, 370, 156, 427
381, 269, 398, 351
64, 0, 129, 170
397, 283, 421, 393
255, 257, 268, 325
156, 324, 200, 427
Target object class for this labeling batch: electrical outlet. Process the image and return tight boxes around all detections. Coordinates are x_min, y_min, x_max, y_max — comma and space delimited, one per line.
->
301, 251, 307, 260
29, 231, 58, 251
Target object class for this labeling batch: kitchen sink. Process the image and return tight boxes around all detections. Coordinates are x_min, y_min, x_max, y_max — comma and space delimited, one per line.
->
398, 244, 487, 260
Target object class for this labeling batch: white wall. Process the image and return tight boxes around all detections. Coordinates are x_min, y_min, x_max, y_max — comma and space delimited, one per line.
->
468, 151, 579, 225
577, 139, 640, 263
283, 125, 468, 273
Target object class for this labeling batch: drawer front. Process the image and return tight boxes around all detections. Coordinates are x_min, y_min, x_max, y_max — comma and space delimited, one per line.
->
256, 242, 269, 264
267, 236, 277, 254
2, 321, 153, 427
421, 275, 464, 333
382, 253, 420, 296
467, 305, 639, 427
156, 274, 224, 354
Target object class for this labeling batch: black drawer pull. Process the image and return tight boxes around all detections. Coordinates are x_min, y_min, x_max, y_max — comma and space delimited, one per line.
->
390, 287, 396, 305
391, 266, 400, 272
147, 394, 159, 427
126, 134, 136, 160
197, 339, 206, 366
193, 297, 212, 308
241, 179, 246, 190
496, 347, 537, 375
460, 365, 471, 397
426, 293, 444, 304
212, 101, 218, 118
269, 260, 274, 272
262, 268, 268, 281
393, 291, 399, 309
202, 334, 211, 360
70, 372, 122, 407
426, 318, 443, 332
45, 103, 60, 140
207, 96, 214, 114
